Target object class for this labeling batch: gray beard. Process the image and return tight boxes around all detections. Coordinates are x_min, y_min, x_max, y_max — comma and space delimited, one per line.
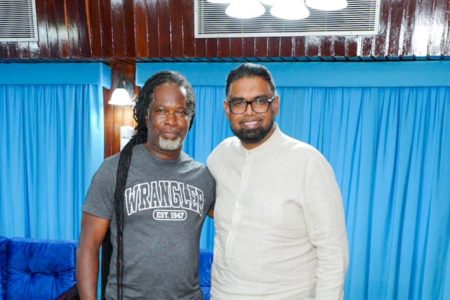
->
231, 120, 274, 144
158, 136, 183, 151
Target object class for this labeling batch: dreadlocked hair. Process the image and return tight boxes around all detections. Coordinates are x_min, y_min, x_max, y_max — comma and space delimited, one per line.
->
108, 70, 195, 300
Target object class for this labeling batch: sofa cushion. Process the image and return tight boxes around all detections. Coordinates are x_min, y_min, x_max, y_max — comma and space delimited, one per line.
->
6, 238, 77, 300
0, 237, 10, 299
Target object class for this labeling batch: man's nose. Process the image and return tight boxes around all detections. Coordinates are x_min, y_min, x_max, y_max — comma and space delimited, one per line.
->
165, 112, 178, 125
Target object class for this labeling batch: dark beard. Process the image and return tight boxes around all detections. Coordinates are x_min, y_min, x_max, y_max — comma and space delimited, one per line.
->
231, 120, 274, 144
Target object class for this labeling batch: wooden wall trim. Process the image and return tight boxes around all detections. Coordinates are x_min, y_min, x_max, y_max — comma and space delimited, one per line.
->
0, 0, 448, 62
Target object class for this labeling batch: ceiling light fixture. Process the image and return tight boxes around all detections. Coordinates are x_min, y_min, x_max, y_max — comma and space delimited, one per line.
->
225, 0, 266, 19
209, 0, 348, 20
270, 0, 310, 20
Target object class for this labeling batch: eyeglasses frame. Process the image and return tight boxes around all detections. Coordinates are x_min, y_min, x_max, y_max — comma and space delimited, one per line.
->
227, 95, 276, 114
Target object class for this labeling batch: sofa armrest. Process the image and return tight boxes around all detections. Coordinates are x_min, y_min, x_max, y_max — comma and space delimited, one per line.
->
0, 237, 10, 299
6, 238, 77, 299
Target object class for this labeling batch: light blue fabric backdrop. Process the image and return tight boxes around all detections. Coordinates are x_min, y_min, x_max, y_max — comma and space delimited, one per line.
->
138, 62, 450, 300
1, 61, 448, 299
0, 63, 109, 240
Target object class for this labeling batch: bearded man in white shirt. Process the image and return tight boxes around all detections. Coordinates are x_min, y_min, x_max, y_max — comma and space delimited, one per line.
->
207, 63, 349, 300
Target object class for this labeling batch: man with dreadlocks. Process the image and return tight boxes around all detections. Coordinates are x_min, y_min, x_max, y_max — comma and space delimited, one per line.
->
76, 71, 215, 300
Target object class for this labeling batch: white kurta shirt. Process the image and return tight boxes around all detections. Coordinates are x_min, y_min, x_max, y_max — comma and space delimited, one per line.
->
207, 125, 349, 300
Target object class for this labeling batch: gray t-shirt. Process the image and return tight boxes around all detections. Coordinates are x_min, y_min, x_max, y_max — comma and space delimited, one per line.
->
83, 144, 215, 300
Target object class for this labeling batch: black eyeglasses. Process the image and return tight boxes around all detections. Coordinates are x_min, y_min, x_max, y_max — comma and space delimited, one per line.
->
227, 96, 275, 114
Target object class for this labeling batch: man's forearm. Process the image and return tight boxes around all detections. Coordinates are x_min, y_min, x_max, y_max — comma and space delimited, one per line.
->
76, 246, 100, 300
314, 230, 349, 300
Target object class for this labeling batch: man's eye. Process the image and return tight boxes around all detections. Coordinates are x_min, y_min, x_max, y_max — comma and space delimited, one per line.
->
232, 100, 246, 107
176, 110, 188, 116
254, 98, 268, 105
155, 108, 167, 114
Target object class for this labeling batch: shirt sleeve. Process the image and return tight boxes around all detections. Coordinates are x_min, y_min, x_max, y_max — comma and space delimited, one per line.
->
204, 167, 216, 214
303, 153, 349, 300
83, 158, 117, 220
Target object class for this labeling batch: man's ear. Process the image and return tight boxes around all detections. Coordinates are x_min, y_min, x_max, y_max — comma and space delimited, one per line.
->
272, 95, 280, 117
224, 100, 231, 120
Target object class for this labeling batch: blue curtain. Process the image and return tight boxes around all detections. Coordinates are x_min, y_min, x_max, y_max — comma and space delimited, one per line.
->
137, 62, 450, 300
276, 87, 450, 300
0, 63, 109, 241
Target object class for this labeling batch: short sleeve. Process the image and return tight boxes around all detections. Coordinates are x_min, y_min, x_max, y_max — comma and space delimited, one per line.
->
83, 158, 117, 220
204, 167, 216, 213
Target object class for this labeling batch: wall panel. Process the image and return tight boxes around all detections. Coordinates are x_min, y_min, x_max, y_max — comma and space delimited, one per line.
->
1, 0, 448, 155
0, 0, 447, 61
